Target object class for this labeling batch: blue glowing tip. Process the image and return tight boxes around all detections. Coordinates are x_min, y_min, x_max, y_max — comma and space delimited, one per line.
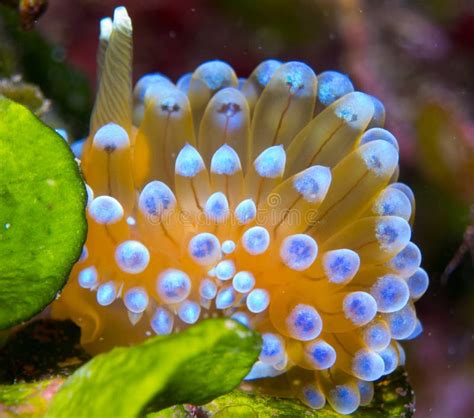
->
215, 286, 236, 309
327, 384, 360, 415
115, 240, 150, 274
246, 288, 270, 313
373, 186, 412, 220
254, 145, 286, 178
322, 249, 360, 284
280, 234, 318, 271
368, 95, 385, 128
360, 128, 398, 151
279, 62, 315, 96
205, 192, 230, 222
231, 311, 251, 328
379, 345, 399, 375
156, 269, 191, 304
221, 240, 236, 254
234, 199, 257, 224
138, 181, 176, 217
215, 260, 236, 281
134, 73, 172, 101
55, 129, 68, 141
178, 300, 201, 324
194, 60, 235, 91
89, 196, 124, 224
242, 226, 270, 255
352, 349, 385, 381
334, 92, 373, 125
375, 217, 411, 252
260, 333, 285, 365
96, 281, 117, 306
387, 242, 421, 278
301, 385, 326, 409
360, 140, 399, 176
370, 274, 409, 313
286, 304, 322, 341
78, 266, 98, 289
407, 268, 429, 300
385, 304, 417, 340
176, 72, 192, 93
188, 232, 221, 266
71, 137, 86, 158
343, 292, 377, 326
175, 144, 205, 177
199, 278, 217, 299
390, 182, 415, 207
211, 144, 242, 175
292, 165, 332, 203
150, 307, 174, 335
232, 271, 255, 293
79, 245, 88, 262
363, 321, 391, 351
244, 361, 285, 380
93, 123, 129, 151
254, 59, 282, 88
317, 70, 354, 107
357, 381, 374, 406
304, 339, 336, 370
124, 287, 149, 314
402, 318, 423, 341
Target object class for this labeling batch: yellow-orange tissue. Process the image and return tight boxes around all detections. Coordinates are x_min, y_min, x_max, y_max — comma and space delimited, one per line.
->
52, 6, 428, 415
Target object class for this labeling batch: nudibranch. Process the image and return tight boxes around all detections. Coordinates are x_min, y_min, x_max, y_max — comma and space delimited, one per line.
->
52, 6, 428, 414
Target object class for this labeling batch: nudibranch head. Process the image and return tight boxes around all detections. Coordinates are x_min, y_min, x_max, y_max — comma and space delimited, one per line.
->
52, 6, 428, 414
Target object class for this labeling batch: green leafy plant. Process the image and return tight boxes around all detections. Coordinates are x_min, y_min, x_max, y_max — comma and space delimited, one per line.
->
0, 97, 86, 329
45, 319, 261, 418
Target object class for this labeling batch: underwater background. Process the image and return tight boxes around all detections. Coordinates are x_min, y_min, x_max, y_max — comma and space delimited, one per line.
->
1, 0, 474, 416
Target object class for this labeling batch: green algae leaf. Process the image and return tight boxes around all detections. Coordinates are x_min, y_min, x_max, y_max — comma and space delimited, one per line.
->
45, 319, 261, 418
153, 369, 415, 418
0, 97, 87, 329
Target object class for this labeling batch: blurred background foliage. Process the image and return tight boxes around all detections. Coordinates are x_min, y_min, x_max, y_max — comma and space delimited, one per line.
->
1, 0, 473, 416
0, 3, 92, 136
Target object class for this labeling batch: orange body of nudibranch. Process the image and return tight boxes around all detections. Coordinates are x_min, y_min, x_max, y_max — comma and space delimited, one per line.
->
52, 6, 429, 414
